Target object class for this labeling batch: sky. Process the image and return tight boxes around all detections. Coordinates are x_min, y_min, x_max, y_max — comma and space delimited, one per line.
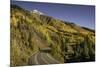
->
11, 0, 95, 29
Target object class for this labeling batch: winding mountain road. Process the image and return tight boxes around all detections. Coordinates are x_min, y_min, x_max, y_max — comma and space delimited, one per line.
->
28, 52, 59, 65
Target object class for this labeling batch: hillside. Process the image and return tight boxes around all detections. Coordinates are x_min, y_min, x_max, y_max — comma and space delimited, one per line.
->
10, 5, 95, 66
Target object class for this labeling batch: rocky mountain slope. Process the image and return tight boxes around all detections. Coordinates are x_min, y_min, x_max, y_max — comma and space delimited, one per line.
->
10, 5, 95, 66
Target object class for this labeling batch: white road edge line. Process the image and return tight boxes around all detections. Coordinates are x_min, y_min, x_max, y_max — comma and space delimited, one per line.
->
41, 53, 49, 64
46, 53, 59, 63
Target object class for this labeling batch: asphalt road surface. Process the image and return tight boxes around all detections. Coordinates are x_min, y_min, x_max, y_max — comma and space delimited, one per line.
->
28, 52, 59, 65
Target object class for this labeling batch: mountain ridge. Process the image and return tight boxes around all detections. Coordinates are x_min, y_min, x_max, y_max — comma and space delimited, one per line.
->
11, 4, 95, 31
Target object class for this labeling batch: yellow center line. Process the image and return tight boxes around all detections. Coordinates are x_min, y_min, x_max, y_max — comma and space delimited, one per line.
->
34, 53, 39, 64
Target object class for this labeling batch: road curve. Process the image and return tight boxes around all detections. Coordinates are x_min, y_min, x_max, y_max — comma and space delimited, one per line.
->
28, 52, 59, 65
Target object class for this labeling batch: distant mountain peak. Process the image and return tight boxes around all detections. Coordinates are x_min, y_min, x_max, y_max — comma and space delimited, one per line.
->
31, 9, 44, 15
